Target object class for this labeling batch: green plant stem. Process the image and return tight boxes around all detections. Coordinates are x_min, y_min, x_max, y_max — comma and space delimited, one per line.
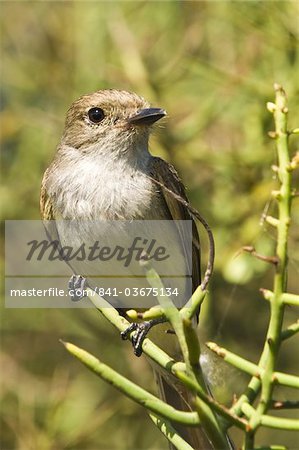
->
206, 342, 261, 377
232, 86, 294, 432
232, 377, 261, 419
86, 287, 182, 372
61, 340, 200, 426
260, 416, 299, 431
281, 293, 299, 306
251, 84, 292, 428
127, 284, 207, 322
144, 266, 191, 369
144, 266, 231, 449
254, 446, 287, 450
86, 285, 231, 448
206, 342, 299, 388
180, 285, 206, 320
242, 403, 299, 431
86, 287, 245, 430
149, 413, 194, 450
127, 306, 165, 320
262, 289, 299, 306
89, 282, 247, 434
281, 320, 299, 341
272, 372, 299, 389
265, 215, 279, 227
193, 398, 230, 450
184, 380, 247, 430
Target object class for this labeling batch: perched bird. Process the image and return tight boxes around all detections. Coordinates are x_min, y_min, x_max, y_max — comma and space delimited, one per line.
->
40, 89, 216, 449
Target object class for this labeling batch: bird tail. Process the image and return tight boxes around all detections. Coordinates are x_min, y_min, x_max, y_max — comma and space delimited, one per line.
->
148, 324, 234, 449
154, 368, 215, 450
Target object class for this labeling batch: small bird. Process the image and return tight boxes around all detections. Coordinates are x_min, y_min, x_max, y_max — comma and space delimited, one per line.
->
40, 89, 214, 449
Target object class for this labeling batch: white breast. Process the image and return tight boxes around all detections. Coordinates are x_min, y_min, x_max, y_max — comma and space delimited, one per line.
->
47, 150, 156, 220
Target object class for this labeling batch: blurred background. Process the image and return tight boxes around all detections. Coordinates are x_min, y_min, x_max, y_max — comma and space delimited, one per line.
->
1, 1, 298, 449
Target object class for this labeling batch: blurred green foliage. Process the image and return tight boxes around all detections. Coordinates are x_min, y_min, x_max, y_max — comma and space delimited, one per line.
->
1, 1, 298, 449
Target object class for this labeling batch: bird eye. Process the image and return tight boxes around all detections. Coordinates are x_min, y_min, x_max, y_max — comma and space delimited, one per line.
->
88, 107, 105, 124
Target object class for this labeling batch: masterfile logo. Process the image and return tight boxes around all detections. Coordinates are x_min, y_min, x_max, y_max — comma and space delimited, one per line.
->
5, 220, 192, 309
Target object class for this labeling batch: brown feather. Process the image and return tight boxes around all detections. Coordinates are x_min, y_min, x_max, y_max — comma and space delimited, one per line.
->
149, 157, 201, 295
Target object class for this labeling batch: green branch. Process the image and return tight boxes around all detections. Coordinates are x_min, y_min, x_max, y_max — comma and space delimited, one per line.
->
86, 286, 244, 431
281, 320, 299, 341
261, 289, 299, 306
126, 305, 164, 320
207, 342, 299, 389
86, 287, 182, 374
206, 342, 261, 378
149, 413, 195, 450
242, 403, 299, 431
143, 265, 231, 449
177, 372, 248, 431
82, 286, 231, 448
254, 447, 287, 450
222, 86, 298, 449
180, 285, 206, 321
143, 265, 191, 368
281, 293, 299, 306
61, 340, 200, 426
272, 372, 299, 389
250, 85, 292, 434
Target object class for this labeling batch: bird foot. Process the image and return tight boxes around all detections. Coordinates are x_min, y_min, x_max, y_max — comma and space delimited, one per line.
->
68, 275, 87, 301
121, 317, 167, 357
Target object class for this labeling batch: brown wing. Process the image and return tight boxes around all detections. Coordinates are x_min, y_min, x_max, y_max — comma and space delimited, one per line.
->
40, 169, 55, 221
149, 157, 201, 293
40, 169, 63, 245
40, 171, 81, 282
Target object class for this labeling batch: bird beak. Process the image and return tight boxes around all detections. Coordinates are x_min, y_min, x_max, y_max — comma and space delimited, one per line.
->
127, 108, 167, 126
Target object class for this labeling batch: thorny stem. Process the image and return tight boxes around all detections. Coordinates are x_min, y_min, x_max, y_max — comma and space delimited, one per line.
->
248, 84, 291, 432
229, 85, 297, 448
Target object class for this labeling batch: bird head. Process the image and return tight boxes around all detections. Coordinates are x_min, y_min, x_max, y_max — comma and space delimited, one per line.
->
61, 89, 166, 155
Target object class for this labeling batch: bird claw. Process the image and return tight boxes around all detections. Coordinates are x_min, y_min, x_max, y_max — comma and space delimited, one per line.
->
121, 317, 167, 357
68, 275, 87, 301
